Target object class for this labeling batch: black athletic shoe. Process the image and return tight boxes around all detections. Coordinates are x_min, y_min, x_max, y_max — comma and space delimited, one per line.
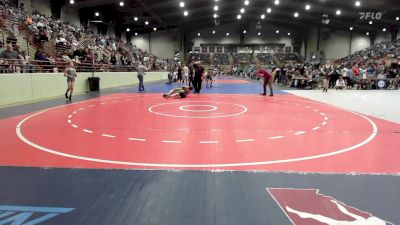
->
65, 92, 68, 99
163, 94, 168, 98
260, 93, 266, 96
269, 94, 273, 96
68, 95, 72, 101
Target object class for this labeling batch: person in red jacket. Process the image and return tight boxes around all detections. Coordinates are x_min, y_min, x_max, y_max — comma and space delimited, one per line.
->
256, 66, 274, 96
352, 64, 359, 77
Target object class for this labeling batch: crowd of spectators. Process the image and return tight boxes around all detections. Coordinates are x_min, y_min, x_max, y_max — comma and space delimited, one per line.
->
228, 40, 400, 90
212, 53, 229, 65
189, 53, 210, 65
275, 53, 300, 62
235, 51, 400, 90
0, 0, 172, 73
189, 52, 299, 67
256, 53, 274, 65
232, 53, 255, 64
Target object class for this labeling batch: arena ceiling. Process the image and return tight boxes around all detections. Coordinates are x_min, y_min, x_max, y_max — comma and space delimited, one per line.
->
67, 0, 400, 34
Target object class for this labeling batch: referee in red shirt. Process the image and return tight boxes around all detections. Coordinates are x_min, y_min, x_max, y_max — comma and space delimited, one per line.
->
256, 66, 274, 96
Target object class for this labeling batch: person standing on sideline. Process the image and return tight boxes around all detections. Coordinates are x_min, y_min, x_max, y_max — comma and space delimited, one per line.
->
182, 64, 189, 85
193, 62, 205, 93
177, 65, 182, 83
188, 63, 194, 87
137, 62, 147, 92
64, 62, 77, 102
321, 66, 330, 92
256, 66, 274, 96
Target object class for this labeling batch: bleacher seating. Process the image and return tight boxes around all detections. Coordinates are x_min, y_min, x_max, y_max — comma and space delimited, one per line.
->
0, 0, 171, 73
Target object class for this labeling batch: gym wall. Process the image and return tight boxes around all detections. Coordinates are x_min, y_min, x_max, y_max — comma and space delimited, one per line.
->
302, 27, 390, 61
60, 4, 81, 26
131, 30, 178, 59
25, 0, 52, 16
0, 72, 168, 107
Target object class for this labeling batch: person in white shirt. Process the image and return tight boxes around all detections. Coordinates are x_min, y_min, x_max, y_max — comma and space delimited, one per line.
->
335, 76, 346, 90
11, 24, 19, 37
182, 64, 189, 84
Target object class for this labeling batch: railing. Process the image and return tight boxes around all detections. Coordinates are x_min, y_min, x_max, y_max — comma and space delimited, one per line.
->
1, 9, 56, 57
0, 58, 140, 73
18, 21, 55, 57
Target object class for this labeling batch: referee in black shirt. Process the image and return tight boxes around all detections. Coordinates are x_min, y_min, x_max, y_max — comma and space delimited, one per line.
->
193, 62, 205, 93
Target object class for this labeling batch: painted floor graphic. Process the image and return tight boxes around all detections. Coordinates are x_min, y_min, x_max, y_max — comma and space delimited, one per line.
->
0, 205, 74, 225
267, 188, 394, 225
1, 168, 399, 225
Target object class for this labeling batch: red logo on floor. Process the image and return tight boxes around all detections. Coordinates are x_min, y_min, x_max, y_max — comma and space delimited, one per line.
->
267, 188, 393, 225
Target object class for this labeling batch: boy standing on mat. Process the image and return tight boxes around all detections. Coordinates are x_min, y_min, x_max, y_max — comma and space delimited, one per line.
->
256, 66, 274, 96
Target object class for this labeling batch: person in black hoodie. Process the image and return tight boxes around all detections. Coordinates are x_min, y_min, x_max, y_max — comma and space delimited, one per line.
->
329, 67, 340, 89
110, 52, 117, 65
192, 62, 205, 94
177, 66, 182, 83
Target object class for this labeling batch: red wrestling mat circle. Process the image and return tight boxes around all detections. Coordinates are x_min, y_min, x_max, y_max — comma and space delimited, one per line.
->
1, 93, 399, 173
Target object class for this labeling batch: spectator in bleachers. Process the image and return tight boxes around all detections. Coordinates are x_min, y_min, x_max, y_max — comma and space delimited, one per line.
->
110, 52, 117, 65
0, 43, 19, 59
366, 63, 376, 78
72, 48, 83, 60
34, 50, 51, 63
0, 44, 20, 73
6, 24, 18, 45
120, 53, 127, 66
61, 51, 72, 62
0, 42, 4, 54
352, 64, 360, 78
38, 27, 49, 42
335, 77, 346, 90
72, 56, 81, 64
56, 35, 67, 45
25, 14, 32, 25
11, 23, 18, 36
0, 0, 172, 73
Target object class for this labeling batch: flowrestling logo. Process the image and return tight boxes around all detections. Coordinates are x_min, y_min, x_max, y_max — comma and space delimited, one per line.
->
267, 188, 394, 225
0, 205, 74, 225
359, 12, 382, 20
